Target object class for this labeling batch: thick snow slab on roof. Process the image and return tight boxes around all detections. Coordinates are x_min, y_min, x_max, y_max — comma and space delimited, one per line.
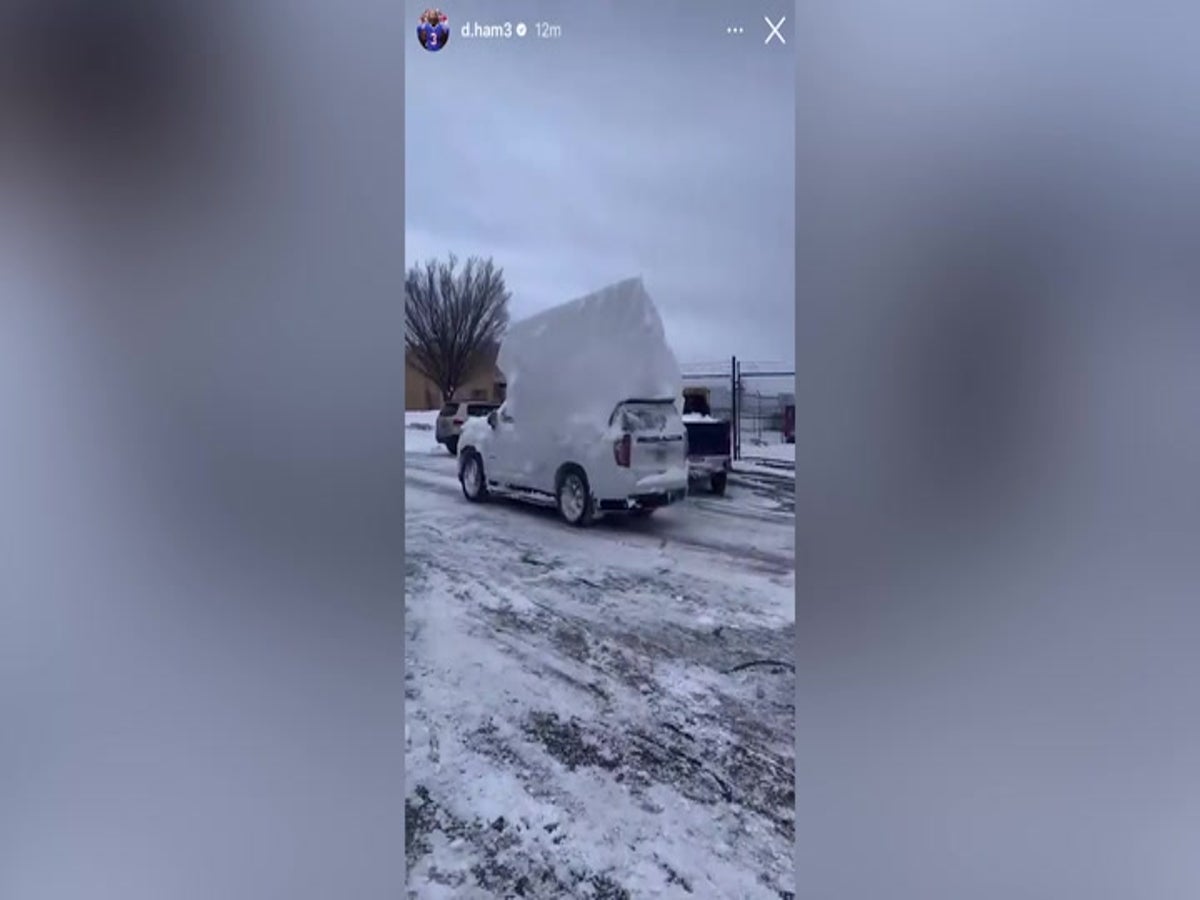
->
499, 277, 681, 428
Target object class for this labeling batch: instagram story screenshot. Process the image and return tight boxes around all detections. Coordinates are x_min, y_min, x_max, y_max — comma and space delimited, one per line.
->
8, 3, 1200, 898
404, 2, 795, 897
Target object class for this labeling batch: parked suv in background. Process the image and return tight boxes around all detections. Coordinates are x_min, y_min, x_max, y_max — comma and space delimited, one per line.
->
436, 401, 499, 455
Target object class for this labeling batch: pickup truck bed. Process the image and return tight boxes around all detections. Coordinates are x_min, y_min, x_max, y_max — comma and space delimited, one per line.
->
683, 416, 731, 495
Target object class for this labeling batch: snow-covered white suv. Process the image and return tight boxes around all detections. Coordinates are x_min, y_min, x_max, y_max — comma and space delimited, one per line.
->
456, 398, 688, 526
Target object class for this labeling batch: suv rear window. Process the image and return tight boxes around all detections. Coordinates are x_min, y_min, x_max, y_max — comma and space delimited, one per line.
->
612, 401, 676, 433
466, 404, 497, 417
439, 404, 458, 417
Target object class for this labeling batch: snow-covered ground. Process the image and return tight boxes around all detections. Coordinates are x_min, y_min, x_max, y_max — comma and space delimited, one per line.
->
739, 432, 794, 462
406, 408, 440, 438
404, 411, 795, 898
741, 443, 794, 464
734, 453, 794, 480
731, 430, 795, 479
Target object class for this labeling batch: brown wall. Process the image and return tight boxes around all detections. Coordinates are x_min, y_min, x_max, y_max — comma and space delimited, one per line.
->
404, 363, 440, 411
405, 360, 505, 410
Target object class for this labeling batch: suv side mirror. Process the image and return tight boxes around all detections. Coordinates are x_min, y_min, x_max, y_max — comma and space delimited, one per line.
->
486, 411, 498, 428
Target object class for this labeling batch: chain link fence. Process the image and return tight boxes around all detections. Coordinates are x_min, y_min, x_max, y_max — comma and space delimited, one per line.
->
680, 358, 795, 462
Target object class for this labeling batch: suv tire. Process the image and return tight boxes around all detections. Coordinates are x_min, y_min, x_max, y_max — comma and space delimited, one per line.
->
460, 450, 489, 502
556, 466, 595, 527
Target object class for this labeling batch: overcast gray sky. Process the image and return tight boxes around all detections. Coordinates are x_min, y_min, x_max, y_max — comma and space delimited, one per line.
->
406, 1, 794, 368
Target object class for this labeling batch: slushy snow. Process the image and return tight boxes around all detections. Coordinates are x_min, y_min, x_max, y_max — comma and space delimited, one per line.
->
405, 417, 796, 896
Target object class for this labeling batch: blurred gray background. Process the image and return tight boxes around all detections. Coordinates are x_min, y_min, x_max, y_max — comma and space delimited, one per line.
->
798, 3, 1200, 898
1, 2, 405, 897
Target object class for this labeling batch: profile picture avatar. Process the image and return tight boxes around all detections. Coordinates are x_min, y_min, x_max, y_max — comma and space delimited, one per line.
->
417, 9, 449, 52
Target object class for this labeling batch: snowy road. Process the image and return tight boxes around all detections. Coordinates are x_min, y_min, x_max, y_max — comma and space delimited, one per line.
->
405, 424, 795, 899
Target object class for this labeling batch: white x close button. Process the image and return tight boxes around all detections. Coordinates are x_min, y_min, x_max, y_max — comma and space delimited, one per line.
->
764, 15, 786, 45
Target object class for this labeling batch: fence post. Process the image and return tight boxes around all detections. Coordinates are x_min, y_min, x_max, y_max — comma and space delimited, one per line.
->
730, 355, 738, 461
729, 360, 739, 460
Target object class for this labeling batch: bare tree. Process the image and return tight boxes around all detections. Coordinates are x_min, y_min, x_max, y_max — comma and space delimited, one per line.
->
405, 254, 510, 403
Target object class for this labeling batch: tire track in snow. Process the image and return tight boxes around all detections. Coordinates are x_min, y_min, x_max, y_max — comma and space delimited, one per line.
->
405, 466, 795, 898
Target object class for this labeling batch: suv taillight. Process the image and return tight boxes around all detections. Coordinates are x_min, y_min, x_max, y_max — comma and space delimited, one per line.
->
453, 418, 464, 426
613, 433, 631, 467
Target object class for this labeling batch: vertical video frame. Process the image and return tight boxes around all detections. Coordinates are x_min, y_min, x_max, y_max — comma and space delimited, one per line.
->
405, 3, 795, 896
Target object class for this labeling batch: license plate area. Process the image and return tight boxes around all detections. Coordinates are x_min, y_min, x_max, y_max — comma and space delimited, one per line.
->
638, 434, 683, 464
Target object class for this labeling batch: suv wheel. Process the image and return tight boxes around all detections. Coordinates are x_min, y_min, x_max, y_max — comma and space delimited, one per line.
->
556, 467, 595, 527
445, 436, 459, 456
710, 472, 727, 496
460, 451, 489, 502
